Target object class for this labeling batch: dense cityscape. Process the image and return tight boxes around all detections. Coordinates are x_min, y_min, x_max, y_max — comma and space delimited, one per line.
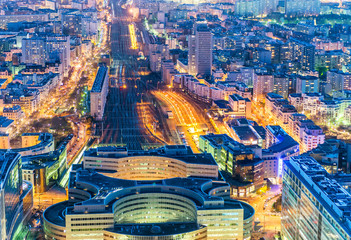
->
0, 0, 351, 239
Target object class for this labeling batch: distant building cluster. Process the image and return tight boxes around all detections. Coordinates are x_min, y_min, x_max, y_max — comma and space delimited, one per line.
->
199, 122, 299, 196
265, 92, 326, 153
0, 0, 106, 237
0, 0, 102, 130
140, 0, 351, 126
2, 0, 351, 239
137, 0, 351, 160
235, 0, 321, 17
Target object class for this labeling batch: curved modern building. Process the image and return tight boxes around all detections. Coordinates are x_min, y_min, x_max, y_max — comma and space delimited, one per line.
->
0, 133, 54, 156
44, 146, 255, 240
83, 145, 219, 180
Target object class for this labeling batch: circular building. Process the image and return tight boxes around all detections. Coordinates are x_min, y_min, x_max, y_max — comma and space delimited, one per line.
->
44, 147, 255, 240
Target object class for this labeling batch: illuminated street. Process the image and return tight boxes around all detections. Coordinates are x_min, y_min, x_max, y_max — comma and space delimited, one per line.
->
248, 186, 282, 239
33, 186, 67, 210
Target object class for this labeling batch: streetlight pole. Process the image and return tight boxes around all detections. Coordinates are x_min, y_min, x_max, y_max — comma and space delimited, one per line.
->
38, 194, 41, 210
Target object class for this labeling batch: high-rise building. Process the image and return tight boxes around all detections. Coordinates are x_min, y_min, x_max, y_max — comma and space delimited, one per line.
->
0, 152, 33, 240
195, 23, 212, 77
290, 38, 315, 71
327, 70, 351, 91
282, 156, 351, 240
285, 0, 320, 16
296, 75, 319, 93
265, 42, 284, 64
149, 43, 169, 73
61, 13, 83, 36
253, 73, 274, 102
345, 105, 351, 124
90, 65, 109, 121
188, 35, 196, 75
21, 35, 71, 76
46, 35, 71, 76
0, 14, 49, 29
315, 50, 350, 71
273, 75, 289, 98
240, 67, 256, 87
235, 0, 264, 16
22, 37, 47, 66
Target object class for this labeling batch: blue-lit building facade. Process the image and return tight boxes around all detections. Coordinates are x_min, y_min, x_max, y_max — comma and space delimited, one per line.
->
199, 130, 299, 197
0, 152, 33, 240
282, 156, 351, 240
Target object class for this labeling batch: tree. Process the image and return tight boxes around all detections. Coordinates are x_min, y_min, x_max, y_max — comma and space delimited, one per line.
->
316, 66, 328, 80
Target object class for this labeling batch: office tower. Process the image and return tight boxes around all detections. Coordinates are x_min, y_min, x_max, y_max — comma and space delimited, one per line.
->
199, 134, 266, 197
290, 38, 315, 71
195, 23, 212, 77
0, 152, 33, 240
46, 35, 71, 76
21, 36, 71, 76
22, 37, 47, 66
43, 146, 255, 240
90, 65, 109, 121
61, 14, 83, 36
188, 35, 196, 75
296, 75, 319, 93
253, 73, 274, 102
282, 156, 351, 240
240, 67, 256, 87
315, 50, 349, 70
327, 70, 351, 91
273, 75, 289, 98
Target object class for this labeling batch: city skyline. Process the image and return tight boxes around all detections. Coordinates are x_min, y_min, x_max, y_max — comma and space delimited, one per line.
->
0, 0, 351, 239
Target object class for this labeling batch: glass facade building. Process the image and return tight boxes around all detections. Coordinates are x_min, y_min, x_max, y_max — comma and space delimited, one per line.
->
0, 152, 33, 240
282, 156, 351, 240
